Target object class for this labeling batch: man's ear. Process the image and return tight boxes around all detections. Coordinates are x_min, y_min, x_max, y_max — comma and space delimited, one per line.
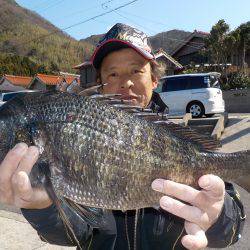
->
151, 75, 158, 89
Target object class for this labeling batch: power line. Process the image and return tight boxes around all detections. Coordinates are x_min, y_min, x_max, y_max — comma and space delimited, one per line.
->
113, 10, 204, 50
40, 0, 67, 12
60, 0, 138, 32
118, 9, 168, 27
0, 0, 139, 54
29, 0, 61, 10
116, 10, 208, 47
49, 0, 115, 23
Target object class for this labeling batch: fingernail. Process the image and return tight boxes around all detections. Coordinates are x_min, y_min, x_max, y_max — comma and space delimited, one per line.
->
152, 179, 164, 192
13, 143, 27, 153
161, 197, 172, 208
200, 176, 210, 188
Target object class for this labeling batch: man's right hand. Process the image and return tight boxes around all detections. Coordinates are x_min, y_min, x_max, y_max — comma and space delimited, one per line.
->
0, 143, 52, 209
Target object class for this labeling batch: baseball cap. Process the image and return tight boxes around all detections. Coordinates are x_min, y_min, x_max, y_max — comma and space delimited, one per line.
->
91, 23, 155, 69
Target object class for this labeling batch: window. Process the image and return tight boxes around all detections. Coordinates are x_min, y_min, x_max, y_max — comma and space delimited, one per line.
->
188, 76, 207, 89
162, 78, 188, 92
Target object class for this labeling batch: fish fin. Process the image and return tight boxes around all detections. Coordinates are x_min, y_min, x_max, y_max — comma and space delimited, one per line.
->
235, 175, 250, 192
233, 149, 250, 192
41, 168, 82, 249
63, 197, 108, 228
78, 83, 107, 96
29, 161, 49, 189
156, 121, 221, 151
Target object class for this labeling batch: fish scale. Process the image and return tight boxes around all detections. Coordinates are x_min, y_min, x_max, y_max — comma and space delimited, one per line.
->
0, 91, 249, 211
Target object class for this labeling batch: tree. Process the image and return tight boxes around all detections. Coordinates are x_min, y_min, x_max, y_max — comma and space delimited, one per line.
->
205, 19, 231, 66
235, 22, 250, 72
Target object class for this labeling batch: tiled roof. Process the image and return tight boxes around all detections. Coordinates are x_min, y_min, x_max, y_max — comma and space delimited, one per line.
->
63, 76, 80, 85
1, 74, 32, 86
35, 74, 63, 85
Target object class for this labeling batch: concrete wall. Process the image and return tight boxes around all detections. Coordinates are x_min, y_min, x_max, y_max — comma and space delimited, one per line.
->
223, 88, 250, 113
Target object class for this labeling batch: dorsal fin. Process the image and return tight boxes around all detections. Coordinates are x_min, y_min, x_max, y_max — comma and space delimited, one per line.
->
78, 83, 106, 96
154, 121, 221, 151
77, 92, 220, 151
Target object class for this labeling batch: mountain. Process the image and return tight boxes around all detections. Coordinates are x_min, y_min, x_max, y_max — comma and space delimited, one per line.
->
149, 29, 192, 54
81, 34, 103, 47
0, 0, 192, 76
80, 30, 192, 55
0, 0, 95, 75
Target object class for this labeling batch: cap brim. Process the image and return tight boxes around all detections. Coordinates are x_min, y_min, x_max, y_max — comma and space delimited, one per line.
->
91, 39, 154, 69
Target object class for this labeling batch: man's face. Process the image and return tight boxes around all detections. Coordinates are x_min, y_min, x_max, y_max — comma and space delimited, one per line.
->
100, 48, 158, 107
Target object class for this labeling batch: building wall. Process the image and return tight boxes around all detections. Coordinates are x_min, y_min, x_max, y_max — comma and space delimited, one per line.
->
79, 66, 97, 89
223, 88, 250, 113
29, 79, 47, 90
0, 80, 26, 91
156, 57, 175, 76
174, 37, 204, 58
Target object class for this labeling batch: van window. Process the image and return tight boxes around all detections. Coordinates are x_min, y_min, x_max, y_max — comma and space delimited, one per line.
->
162, 78, 188, 92
2, 92, 20, 102
1, 91, 37, 102
188, 76, 207, 89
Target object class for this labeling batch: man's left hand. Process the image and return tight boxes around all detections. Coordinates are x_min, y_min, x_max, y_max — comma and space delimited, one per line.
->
151, 174, 225, 250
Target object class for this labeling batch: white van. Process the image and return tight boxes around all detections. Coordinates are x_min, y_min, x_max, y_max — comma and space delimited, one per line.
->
157, 72, 225, 118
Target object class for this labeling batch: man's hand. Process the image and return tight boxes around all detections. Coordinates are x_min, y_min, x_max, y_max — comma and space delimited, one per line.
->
0, 143, 52, 209
152, 175, 225, 250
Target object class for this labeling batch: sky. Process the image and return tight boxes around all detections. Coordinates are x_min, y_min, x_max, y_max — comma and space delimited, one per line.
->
16, 0, 250, 40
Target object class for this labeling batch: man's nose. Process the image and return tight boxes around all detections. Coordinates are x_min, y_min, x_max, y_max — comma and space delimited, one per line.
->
120, 79, 134, 89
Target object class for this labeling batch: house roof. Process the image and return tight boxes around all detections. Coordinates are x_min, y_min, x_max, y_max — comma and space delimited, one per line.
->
35, 74, 63, 85
63, 76, 80, 85
73, 61, 92, 69
154, 49, 183, 69
170, 30, 209, 57
0, 74, 32, 87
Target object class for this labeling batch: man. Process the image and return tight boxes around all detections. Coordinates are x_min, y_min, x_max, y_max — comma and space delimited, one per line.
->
0, 23, 245, 250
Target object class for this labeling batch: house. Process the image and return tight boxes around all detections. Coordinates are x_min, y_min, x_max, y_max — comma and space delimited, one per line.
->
171, 30, 209, 66
73, 51, 183, 88
0, 74, 32, 92
59, 76, 81, 93
29, 74, 63, 90
73, 61, 96, 89
154, 48, 183, 75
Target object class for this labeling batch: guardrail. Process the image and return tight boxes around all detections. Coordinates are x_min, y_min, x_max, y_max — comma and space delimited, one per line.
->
211, 112, 228, 140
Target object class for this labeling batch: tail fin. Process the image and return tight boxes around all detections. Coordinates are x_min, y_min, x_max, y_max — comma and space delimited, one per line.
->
230, 150, 250, 192
202, 150, 250, 192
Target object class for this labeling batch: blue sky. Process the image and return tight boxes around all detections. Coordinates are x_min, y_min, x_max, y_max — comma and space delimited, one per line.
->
16, 0, 250, 40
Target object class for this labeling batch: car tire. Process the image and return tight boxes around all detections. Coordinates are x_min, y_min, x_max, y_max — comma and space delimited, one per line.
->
205, 114, 215, 118
186, 102, 205, 118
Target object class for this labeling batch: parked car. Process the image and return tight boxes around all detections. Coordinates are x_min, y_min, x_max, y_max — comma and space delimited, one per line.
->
0, 90, 39, 105
155, 72, 225, 118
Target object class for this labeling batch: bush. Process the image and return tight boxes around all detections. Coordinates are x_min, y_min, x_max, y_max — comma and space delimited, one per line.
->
222, 72, 250, 90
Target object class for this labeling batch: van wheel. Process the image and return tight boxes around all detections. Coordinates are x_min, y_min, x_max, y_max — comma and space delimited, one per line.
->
187, 102, 205, 118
